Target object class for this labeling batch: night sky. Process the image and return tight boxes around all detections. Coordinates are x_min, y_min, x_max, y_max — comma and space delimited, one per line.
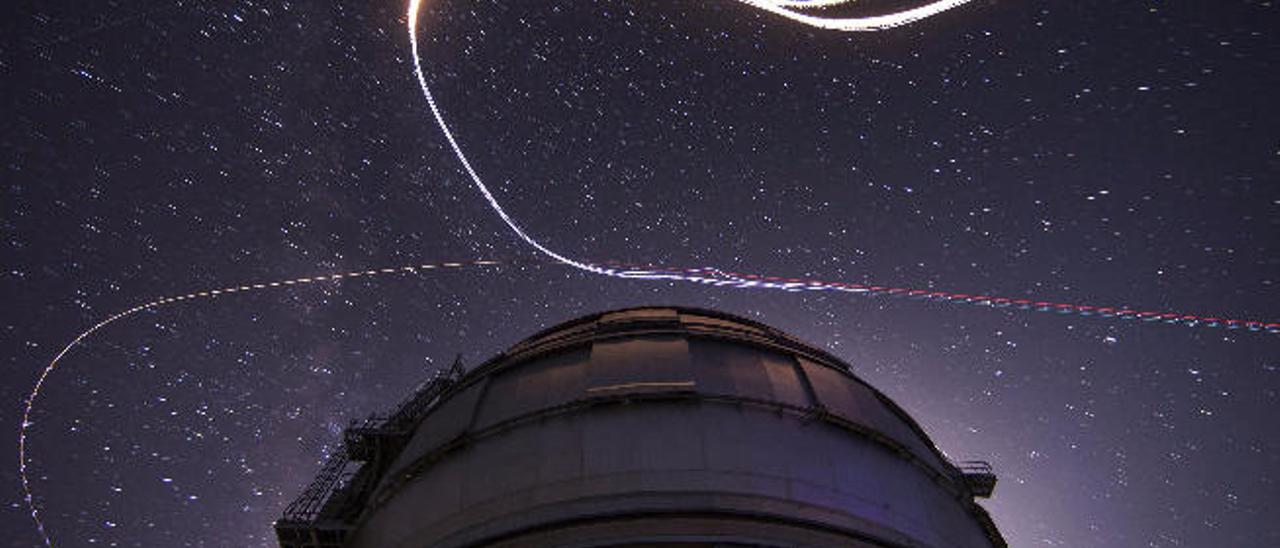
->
3, 0, 1279, 546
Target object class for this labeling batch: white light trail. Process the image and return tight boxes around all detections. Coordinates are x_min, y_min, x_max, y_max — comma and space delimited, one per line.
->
765, 0, 862, 9
736, 0, 974, 31
19, 260, 504, 547
404, 0, 974, 282
403, 0, 1280, 334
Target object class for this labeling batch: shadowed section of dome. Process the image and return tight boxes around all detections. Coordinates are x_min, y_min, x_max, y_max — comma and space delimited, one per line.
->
276, 307, 1005, 548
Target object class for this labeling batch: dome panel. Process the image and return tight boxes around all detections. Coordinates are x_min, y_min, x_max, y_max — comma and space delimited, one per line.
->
585, 335, 694, 397
688, 338, 809, 408
472, 347, 590, 432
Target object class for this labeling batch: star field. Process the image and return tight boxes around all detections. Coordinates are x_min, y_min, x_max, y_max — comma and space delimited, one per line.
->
3, 1, 1278, 546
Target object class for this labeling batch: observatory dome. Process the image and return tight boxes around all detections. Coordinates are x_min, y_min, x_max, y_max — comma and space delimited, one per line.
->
277, 306, 1004, 548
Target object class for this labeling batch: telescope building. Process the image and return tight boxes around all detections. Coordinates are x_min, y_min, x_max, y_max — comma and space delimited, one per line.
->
275, 306, 1004, 547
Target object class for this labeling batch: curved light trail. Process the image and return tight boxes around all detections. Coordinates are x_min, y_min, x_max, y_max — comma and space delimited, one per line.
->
605, 261, 1280, 333
404, 0, 1277, 334
20, 0, 1280, 545
761, 0, 865, 9
737, 0, 975, 31
18, 259, 1278, 545
403, 0, 975, 282
19, 260, 504, 547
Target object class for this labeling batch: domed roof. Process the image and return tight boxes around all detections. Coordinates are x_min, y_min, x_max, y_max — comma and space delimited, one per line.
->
280, 306, 1003, 548
465, 306, 957, 473
380, 306, 964, 498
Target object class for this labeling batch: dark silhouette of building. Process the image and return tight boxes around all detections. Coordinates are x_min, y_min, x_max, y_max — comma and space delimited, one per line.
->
276, 306, 1004, 547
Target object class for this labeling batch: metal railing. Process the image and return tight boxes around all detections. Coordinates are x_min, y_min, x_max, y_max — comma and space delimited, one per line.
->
276, 357, 467, 543
957, 460, 997, 498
